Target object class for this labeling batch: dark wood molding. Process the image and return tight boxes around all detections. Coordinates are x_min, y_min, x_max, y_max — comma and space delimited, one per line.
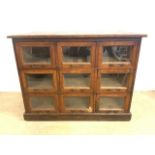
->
24, 112, 131, 121
7, 34, 147, 39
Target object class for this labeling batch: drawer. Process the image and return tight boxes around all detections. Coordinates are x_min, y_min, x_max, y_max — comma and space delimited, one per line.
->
96, 68, 133, 93
15, 42, 56, 69
57, 42, 96, 69
21, 70, 58, 93
24, 93, 59, 113
59, 68, 94, 93
60, 93, 94, 113
95, 92, 129, 112
97, 41, 137, 69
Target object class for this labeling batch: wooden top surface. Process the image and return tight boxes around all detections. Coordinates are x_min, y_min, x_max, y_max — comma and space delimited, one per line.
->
7, 33, 147, 39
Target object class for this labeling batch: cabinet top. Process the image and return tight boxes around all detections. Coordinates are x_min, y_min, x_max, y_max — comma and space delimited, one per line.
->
7, 33, 147, 39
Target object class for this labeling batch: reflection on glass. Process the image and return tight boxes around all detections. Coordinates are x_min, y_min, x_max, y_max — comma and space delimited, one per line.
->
30, 96, 55, 110
103, 46, 131, 62
64, 96, 89, 110
62, 46, 90, 63
26, 74, 53, 89
64, 74, 90, 88
98, 97, 124, 110
101, 73, 128, 88
22, 47, 50, 63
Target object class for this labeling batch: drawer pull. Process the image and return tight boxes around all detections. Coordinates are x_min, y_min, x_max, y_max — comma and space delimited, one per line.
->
88, 106, 92, 112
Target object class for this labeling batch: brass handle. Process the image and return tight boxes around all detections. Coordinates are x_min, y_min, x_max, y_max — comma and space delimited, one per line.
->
88, 106, 92, 112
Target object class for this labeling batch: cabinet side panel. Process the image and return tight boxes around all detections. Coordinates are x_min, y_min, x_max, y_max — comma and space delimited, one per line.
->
125, 39, 142, 112
13, 39, 31, 112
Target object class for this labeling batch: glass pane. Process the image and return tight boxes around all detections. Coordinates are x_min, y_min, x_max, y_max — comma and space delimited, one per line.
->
62, 46, 90, 63
102, 46, 131, 63
98, 97, 124, 110
26, 74, 53, 89
22, 47, 51, 64
30, 96, 55, 110
64, 74, 90, 88
101, 73, 128, 88
64, 96, 89, 110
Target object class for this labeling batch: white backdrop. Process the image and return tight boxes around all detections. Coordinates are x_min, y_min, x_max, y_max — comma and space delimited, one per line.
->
0, 0, 154, 91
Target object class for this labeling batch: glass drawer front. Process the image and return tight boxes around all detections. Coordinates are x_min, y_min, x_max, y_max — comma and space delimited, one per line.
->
26, 74, 53, 89
101, 73, 128, 88
22, 47, 51, 64
102, 46, 132, 63
62, 46, 91, 63
64, 96, 89, 110
64, 74, 90, 88
30, 96, 55, 110
98, 97, 124, 110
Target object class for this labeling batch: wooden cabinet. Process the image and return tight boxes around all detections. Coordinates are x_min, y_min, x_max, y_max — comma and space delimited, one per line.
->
8, 34, 146, 120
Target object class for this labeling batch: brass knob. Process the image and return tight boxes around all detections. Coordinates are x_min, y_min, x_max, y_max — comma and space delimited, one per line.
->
88, 106, 92, 112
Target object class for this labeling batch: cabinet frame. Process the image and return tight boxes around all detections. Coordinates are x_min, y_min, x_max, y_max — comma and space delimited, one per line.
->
8, 34, 146, 120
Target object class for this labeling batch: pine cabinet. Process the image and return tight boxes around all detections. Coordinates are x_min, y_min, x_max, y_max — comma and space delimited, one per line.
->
8, 34, 146, 120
